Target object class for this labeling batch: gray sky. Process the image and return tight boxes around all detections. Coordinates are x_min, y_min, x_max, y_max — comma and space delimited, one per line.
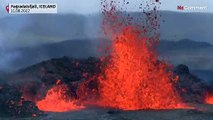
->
0, 0, 212, 48
0, 0, 212, 16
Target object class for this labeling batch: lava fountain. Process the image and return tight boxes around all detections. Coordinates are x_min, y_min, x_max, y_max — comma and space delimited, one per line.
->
36, 0, 189, 112
96, 0, 186, 110
97, 26, 185, 110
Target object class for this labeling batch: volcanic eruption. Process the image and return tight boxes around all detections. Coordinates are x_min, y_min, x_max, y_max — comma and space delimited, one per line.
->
36, 0, 189, 112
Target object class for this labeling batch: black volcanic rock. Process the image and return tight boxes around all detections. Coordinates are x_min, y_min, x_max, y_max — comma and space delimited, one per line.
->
174, 64, 207, 103
174, 64, 190, 74
15, 56, 102, 86
0, 84, 41, 117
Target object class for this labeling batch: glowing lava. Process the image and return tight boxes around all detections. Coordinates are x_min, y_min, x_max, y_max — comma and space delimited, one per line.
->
205, 93, 213, 104
36, 85, 84, 112
97, 26, 185, 110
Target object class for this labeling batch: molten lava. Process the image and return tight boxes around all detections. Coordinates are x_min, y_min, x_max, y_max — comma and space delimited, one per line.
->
205, 93, 213, 104
36, 85, 84, 112
97, 26, 184, 110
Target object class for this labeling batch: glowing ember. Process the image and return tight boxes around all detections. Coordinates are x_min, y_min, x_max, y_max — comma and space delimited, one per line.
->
205, 93, 213, 104
36, 85, 84, 112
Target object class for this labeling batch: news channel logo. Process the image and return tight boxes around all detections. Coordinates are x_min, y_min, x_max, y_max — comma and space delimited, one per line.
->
177, 5, 208, 11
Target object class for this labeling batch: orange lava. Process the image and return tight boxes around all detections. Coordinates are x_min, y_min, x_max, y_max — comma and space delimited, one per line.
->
205, 93, 213, 104
36, 85, 84, 112
97, 26, 185, 110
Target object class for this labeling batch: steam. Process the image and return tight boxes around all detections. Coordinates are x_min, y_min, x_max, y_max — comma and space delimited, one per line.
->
0, 51, 21, 72
0, 37, 22, 72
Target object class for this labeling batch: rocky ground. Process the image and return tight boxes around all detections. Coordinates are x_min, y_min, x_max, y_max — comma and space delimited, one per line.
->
1, 104, 213, 120
41, 106, 213, 120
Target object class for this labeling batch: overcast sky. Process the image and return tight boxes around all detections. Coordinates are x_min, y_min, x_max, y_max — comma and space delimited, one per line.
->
0, 0, 212, 16
0, 0, 212, 48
